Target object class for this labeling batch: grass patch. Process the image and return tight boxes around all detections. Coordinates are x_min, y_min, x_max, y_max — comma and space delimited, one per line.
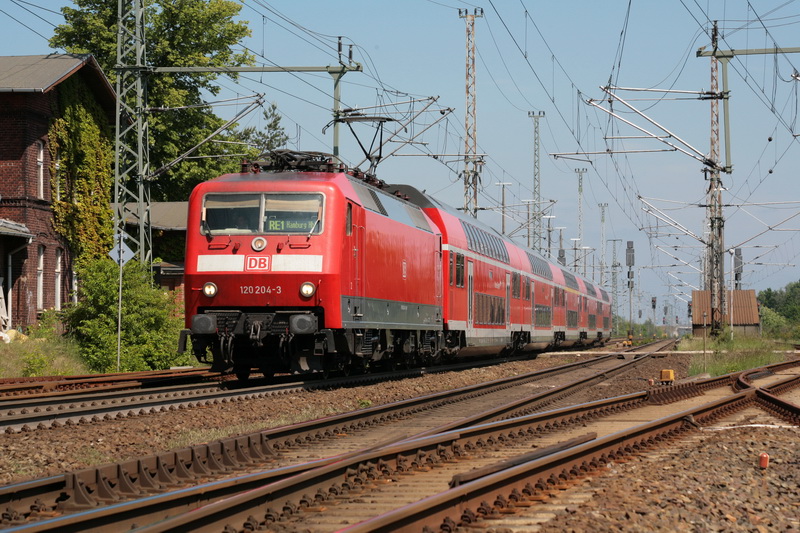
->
678, 335, 792, 377
0, 332, 87, 378
73, 445, 115, 466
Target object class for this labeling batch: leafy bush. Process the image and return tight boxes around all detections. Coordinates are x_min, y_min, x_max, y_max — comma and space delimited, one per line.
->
63, 258, 193, 372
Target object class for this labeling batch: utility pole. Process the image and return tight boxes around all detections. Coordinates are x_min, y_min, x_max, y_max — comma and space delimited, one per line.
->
115, 1, 362, 265
598, 203, 608, 286
610, 239, 622, 334
626, 241, 635, 341
459, 8, 484, 217
696, 25, 800, 335
575, 168, 586, 247
523, 200, 533, 248
734, 247, 743, 290
529, 110, 545, 251
495, 182, 511, 234
543, 215, 555, 258
706, 20, 725, 336
556, 227, 566, 266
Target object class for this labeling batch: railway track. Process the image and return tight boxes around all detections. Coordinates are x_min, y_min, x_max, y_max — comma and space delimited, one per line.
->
0, 368, 219, 399
0, 359, 481, 434
0, 340, 700, 531
140, 359, 799, 533
0, 344, 667, 530
0, 343, 644, 434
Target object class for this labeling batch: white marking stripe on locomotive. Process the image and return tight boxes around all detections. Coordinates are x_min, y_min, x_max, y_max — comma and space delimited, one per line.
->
272, 255, 323, 272
197, 255, 245, 272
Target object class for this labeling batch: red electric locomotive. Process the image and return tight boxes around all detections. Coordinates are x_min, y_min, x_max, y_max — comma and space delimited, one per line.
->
179, 152, 444, 378
179, 151, 611, 377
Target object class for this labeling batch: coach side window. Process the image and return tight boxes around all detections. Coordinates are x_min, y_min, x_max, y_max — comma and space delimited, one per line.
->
455, 253, 464, 288
346, 203, 352, 236
449, 253, 454, 286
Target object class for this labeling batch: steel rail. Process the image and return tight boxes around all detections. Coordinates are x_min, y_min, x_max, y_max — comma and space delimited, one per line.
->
344, 390, 763, 532
0, 352, 622, 524
0, 354, 553, 434
0, 346, 701, 531
0, 341, 678, 530
0, 368, 216, 398
131, 374, 767, 532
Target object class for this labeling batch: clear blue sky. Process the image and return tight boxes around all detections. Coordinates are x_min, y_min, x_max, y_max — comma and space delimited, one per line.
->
3, 1, 800, 323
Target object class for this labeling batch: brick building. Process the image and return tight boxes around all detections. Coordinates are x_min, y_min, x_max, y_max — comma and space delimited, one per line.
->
0, 54, 115, 331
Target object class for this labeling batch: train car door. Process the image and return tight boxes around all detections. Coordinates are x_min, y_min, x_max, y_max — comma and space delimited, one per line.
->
435, 236, 443, 320
349, 202, 365, 318
467, 261, 474, 328
505, 272, 511, 327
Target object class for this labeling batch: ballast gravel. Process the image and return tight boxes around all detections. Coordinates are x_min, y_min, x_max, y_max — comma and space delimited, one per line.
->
538, 422, 800, 532
1, 349, 798, 532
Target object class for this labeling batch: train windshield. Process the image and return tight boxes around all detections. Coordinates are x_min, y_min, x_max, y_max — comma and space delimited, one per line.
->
202, 193, 324, 236
263, 193, 324, 235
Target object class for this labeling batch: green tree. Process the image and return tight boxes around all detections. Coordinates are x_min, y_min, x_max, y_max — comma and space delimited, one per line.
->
238, 103, 290, 157
758, 287, 781, 310
63, 258, 191, 372
759, 305, 789, 338
758, 280, 800, 322
50, 0, 255, 201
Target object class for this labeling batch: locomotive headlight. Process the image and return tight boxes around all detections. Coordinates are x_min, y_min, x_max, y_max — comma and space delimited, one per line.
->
202, 282, 218, 297
251, 236, 267, 251
299, 281, 316, 298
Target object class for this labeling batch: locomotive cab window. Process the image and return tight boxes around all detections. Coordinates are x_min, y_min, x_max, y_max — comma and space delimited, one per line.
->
201, 193, 324, 236
263, 193, 324, 235
202, 194, 261, 235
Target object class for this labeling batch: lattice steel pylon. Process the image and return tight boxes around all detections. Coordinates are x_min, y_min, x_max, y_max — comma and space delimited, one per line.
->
599, 203, 608, 286
114, 0, 151, 265
459, 8, 483, 217
575, 168, 586, 245
529, 110, 544, 251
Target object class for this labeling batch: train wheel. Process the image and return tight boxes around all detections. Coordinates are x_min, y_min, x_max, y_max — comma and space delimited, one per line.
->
340, 356, 355, 376
235, 368, 251, 381
390, 354, 408, 371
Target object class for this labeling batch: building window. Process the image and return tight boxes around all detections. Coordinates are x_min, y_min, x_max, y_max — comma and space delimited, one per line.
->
54, 157, 61, 201
37, 141, 45, 199
55, 249, 63, 311
37, 245, 44, 310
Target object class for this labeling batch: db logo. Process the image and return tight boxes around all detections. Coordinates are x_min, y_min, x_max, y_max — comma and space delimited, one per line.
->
245, 256, 270, 271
